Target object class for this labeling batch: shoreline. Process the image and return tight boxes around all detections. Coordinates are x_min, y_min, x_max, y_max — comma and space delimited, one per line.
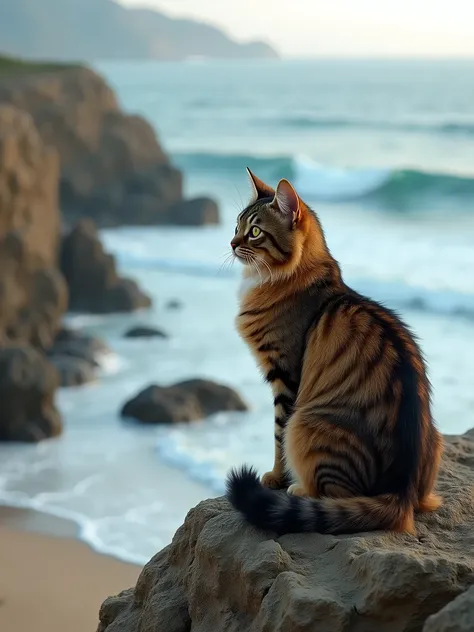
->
0, 506, 141, 632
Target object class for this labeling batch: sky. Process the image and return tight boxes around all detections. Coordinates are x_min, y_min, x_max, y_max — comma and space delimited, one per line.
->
118, 0, 474, 58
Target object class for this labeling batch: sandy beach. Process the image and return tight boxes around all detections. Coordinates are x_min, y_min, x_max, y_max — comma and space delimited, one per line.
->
0, 507, 141, 632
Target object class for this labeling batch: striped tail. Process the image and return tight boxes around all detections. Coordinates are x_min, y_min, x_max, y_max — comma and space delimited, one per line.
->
226, 466, 415, 535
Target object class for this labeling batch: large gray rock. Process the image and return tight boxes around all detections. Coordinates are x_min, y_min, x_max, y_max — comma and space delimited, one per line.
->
423, 586, 474, 632
0, 345, 62, 441
98, 429, 474, 632
121, 379, 248, 424
60, 219, 152, 313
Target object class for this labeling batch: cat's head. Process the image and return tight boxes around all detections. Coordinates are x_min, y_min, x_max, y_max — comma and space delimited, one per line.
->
231, 169, 327, 277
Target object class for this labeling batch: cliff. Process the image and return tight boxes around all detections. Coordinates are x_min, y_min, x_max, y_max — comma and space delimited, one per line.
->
0, 0, 278, 62
0, 58, 219, 226
98, 428, 474, 632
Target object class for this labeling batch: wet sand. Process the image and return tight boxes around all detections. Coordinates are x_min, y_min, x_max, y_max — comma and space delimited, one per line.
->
0, 507, 141, 632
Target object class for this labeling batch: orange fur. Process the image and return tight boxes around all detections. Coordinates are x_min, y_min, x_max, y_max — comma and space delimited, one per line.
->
228, 172, 443, 535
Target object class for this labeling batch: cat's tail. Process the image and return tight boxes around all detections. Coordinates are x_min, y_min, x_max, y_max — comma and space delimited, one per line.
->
226, 466, 415, 535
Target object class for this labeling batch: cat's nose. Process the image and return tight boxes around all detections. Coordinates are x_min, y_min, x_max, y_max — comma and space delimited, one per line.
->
231, 240, 238, 250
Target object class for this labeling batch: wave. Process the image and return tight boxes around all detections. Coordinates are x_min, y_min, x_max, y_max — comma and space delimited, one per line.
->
269, 115, 474, 136
110, 250, 474, 323
174, 151, 474, 207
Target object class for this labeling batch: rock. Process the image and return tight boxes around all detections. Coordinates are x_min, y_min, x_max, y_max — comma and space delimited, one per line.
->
53, 326, 109, 359
165, 299, 182, 310
0, 345, 62, 441
166, 197, 219, 226
48, 354, 96, 387
0, 105, 67, 349
121, 379, 248, 424
60, 219, 152, 313
423, 586, 474, 632
123, 326, 168, 339
98, 429, 474, 632
0, 67, 219, 226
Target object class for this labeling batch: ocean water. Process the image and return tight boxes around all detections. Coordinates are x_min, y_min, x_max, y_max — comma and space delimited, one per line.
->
1, 59, 474, 564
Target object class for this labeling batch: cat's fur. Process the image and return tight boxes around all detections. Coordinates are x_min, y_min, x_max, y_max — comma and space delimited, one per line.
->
225, 169, 443, 535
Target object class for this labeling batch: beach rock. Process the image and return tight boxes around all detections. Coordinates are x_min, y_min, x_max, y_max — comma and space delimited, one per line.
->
166, 197, 219, 226
0, 105, 67, 349
0, 66, 219, 226
51, 326, 109, 362
98, 429, 474, 632
121, 379, 248, 424
48, 354, 96, 387
0, 345, 62, 441
423, 586, 474, 632
60, 219, 152, 313
165, 299, 182, 310
123, 326, 168, 339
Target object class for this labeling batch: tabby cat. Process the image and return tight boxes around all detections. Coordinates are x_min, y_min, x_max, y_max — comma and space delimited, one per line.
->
225, 168, 443, 535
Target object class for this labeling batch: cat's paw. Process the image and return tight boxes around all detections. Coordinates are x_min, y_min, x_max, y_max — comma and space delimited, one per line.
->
287, 483, 308, 497
261, 471, 288, 489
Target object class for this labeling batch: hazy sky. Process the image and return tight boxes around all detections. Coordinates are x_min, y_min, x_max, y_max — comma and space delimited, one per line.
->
119, 0, 474, 57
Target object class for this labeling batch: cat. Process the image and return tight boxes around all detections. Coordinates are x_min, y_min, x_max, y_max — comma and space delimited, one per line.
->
225, 168, 443, 535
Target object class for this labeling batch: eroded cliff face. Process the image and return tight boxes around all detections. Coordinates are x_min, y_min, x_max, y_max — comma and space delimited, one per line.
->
98, 429, 474, 632
0, 105, 65, 440
0, 66, 219, 227
0, 105, 66, 349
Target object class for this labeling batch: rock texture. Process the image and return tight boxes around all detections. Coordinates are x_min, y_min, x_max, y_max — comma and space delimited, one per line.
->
0, 345, 62, 441
0, 105, 67, 349
423, 586, 474, 632
121, 379, 248, 424
0, 65, 219, 226
98, 429, 474, 632
60, 219, 151, 313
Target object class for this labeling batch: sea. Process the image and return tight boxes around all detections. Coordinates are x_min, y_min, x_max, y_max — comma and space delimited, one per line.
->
1, 59, 474, 564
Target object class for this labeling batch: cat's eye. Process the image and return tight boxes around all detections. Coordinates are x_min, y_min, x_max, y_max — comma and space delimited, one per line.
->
250, 226, 261, 238
234, 226, 238, 234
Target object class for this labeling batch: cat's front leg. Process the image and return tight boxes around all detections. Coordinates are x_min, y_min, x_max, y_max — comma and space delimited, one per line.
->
261, 393, 293, 489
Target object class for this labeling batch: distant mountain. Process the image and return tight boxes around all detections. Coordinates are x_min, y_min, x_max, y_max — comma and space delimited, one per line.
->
0, 0, 278, 61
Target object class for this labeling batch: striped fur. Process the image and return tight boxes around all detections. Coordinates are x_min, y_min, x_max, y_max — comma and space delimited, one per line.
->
226, 170, 443, 536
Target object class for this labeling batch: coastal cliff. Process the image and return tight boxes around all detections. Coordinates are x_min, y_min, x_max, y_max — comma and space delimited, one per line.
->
0, 59, 219, 227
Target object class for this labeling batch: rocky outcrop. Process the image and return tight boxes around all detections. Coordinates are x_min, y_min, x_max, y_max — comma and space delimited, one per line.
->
0, 105, 67, 349
60, 219, 151, 313
121, 379, 248, 424
0, 345, 62, 441
47, 327, 110, 387
423, 586, 474, 632
0, 65, 219, 226
98, 429, 474, 632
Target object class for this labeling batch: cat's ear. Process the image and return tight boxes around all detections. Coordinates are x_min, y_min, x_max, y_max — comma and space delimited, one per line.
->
246, 167, 275, 203
272, 179, 301, 226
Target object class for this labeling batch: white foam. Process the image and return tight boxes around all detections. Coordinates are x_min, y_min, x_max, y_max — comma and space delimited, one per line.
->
293, 155, 392, 201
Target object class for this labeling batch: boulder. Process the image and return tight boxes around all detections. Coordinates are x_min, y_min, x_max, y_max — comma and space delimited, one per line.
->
123, 326, 168, 339
423, 586, 474, 632
98, 429, 474, 632
48, 354, 96, 387
165, 299, 182, 310
166, 197, 219, 226
60, 219, 152, 313
0, 345, 62, 441
0, 67, 219, 226
51, 326, 110, 363
121, 379, 248, 424
0, 105, 67, 349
